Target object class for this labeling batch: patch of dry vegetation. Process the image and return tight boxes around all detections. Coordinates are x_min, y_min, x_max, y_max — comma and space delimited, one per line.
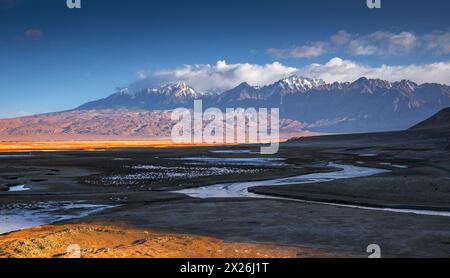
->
0, 141, 195, 153
0, 223, 328, 258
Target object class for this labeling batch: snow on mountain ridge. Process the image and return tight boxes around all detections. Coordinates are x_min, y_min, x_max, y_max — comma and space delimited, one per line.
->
115, 75, 440, 99
116, 82, 200, 99
277, 75, 326, 91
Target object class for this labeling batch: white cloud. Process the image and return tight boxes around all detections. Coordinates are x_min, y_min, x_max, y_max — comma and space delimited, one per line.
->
267, 43, 326, 59
352, 31, 419, 56
423, 32, 450, 55
24, 28, 43, 39
298, 57, 450, 85
131, 58, 450, 92
387, 32, 419, 52
348, 39, 378, 56
133, 60, 298, 92
342, 31, 420, 56
267, 30, 449, 58
330, 30, 351, 46
137, 70, 147, 80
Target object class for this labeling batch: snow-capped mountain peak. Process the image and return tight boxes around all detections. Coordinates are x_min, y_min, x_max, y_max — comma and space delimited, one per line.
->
277, 75, 326, 91
157, 82, 198, 97
118, 82, 199, 99
115, 87, 132, 96
394, 80, 418, 93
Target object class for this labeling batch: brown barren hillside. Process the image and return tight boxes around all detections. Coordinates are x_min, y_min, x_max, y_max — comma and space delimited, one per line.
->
0, 109, 322, 144
409, 108, 450, 130
0, 109, 175, 139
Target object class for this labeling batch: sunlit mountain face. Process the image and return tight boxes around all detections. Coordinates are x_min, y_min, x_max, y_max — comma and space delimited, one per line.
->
0, 76, 449, 140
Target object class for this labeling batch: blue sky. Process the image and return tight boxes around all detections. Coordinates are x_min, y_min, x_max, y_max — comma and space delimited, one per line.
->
0, 0, 450, 118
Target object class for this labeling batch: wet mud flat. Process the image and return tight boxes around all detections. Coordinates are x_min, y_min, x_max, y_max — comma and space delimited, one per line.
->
1, 128, 450, 257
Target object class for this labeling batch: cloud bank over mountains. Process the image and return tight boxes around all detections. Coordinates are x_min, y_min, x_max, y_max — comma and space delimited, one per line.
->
133, 61, 298, 93
132, 58, 450, 93
128, 30, 450, 94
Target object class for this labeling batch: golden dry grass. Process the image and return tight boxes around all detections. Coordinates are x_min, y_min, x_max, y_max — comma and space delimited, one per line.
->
0, 223, 325, 258
0, 140, 204, 153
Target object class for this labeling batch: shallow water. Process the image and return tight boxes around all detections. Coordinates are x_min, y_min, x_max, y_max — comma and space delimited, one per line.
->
102, 165, 262, 185
8, 185, 30, 192
0, 154, 34, 158
358, 154, 377, 157
174, 163, 450, 217
175, 163, 387, 198
171, 157, 287, 166
209, 150, 255, 154
378, 162, 408, 169
0, 201, 115, 234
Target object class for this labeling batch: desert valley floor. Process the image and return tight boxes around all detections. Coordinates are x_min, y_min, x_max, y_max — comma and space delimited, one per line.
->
1, 128, 450, 258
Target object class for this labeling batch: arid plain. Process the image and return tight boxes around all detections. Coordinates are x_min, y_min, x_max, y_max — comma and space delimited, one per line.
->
1, 127, 450, 258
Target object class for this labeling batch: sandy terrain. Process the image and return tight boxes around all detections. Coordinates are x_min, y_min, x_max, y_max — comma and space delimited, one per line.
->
0, 223, 316, 258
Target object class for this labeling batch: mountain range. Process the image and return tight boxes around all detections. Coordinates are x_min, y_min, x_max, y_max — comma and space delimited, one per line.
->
78, 76, 450, 132
1, 76, 450, 140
